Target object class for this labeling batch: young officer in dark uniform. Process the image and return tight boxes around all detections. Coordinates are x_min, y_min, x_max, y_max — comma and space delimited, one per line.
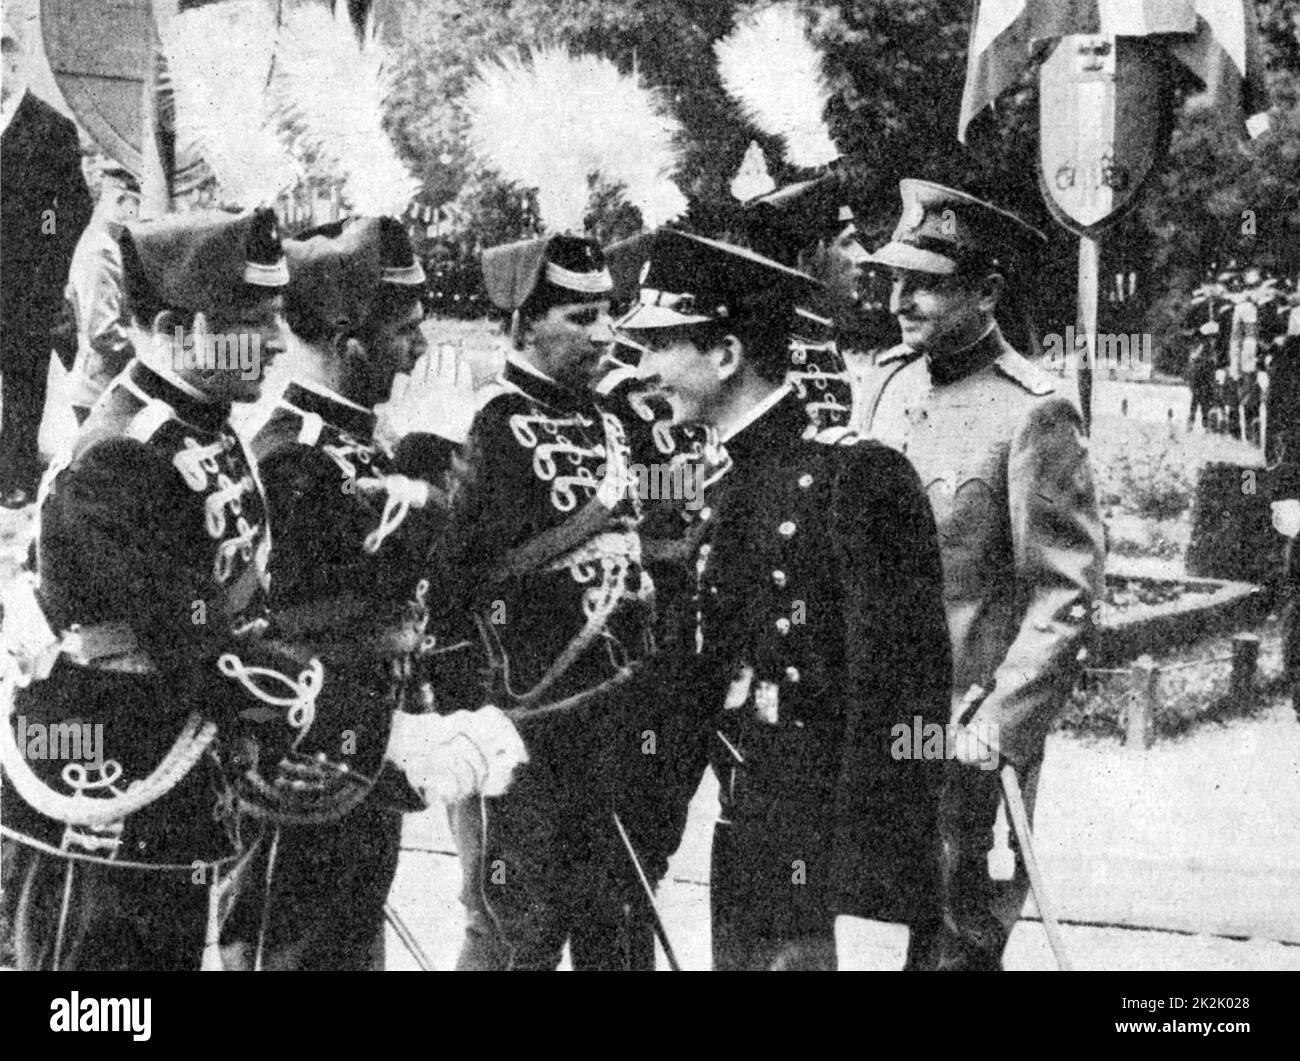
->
433, 234, 657, 970
229, 216, 523, 969
618, 230, 952, 971
0, 210, 339, 969
860, 180, 1106, 970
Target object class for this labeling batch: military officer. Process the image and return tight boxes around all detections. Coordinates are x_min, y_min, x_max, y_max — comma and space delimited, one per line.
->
432, 234, 658, 970
860, 180, 1106, 970
0, 209, 515, 970
225, 215, 524, 970
618, 230, 952, 971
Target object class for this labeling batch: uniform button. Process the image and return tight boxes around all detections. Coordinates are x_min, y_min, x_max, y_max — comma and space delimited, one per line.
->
775, 618, 792, 635
797, 474, 814, 489
785, 666, 800, 683
700, 507, 713, 520
778, 520, 797, 537
771, 570, 787, 587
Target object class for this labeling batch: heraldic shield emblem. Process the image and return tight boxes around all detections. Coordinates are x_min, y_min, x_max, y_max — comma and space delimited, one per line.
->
1038, 34, 1172, 238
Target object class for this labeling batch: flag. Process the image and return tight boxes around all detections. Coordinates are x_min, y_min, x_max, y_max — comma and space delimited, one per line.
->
958, 0, 1269, 142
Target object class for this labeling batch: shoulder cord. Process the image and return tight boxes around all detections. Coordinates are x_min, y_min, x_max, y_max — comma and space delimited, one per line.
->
1, 660, 219, 829
472, 573, 627, 710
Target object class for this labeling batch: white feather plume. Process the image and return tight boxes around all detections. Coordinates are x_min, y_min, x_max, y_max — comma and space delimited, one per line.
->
275, 2, 420, 218
715, 3, 839, 169
160, 0, 300, 208
464, 48, 687, 233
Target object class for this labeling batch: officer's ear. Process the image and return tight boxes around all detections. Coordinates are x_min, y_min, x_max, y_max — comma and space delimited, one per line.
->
714, 335, 744, 383
153, 308, 183, 338
341, 335, 368, 373
977, 272, 1005, 314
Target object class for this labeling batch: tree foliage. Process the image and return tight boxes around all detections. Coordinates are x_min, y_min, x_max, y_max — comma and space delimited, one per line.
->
383, 0, 1300, 353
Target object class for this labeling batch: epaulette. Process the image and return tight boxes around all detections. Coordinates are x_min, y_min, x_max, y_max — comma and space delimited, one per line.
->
992, 349, 1055, 396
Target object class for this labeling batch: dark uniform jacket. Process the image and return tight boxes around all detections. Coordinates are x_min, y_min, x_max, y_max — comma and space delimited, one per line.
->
252, 380, 455, 667
235, 379, 457, 967
701, 386, 951, 923
429, 354, 653, 733
4, 361, 384, 865
592, 364, 719, 876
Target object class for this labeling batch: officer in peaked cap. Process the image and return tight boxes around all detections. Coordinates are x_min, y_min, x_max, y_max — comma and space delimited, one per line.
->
226, 215, 524, 970
858, 180, 1105, 970
618, 230, 951, 970
430, 232, 659, 970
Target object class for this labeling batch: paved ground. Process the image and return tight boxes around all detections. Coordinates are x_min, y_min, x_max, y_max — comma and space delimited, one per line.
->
385, 702, 1300, 971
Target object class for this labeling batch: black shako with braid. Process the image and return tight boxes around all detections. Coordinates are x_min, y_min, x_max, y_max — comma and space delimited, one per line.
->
119, 208, 288, 322
482, 233, 614, 323
283, 215, 426, 339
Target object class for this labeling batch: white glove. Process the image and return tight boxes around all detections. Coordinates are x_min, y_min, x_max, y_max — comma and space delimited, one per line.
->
375, 344, 476, 448
1272, 499, 1300, 539
385, 706, 528, 805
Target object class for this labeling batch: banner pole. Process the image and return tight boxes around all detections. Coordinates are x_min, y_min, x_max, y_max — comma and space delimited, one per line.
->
1077, 235, 1099, 435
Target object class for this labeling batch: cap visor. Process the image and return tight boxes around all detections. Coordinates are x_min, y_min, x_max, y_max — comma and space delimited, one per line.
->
867, 242, 957, 275
615, 303, 715, 330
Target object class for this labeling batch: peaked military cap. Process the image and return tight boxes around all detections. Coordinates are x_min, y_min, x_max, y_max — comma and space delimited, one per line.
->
120, 207, 288, 317
869, 179, 1046, 276
743, 173, 867, 267
613, 230, 821, 331
481, 234, 613, 313
284, 215, 425, 335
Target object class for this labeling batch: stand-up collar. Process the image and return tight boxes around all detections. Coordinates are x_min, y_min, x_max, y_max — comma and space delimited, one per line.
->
281, 379, 376, 440
504, 352, 593, 414
125, 360, 228, 434
718, 383, 805, 467
925, 323, 1002, 386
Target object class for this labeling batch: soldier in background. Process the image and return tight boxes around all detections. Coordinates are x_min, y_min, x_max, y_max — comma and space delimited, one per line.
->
860, 180, 1105, 970
620, 230, 951, 971
229, 216, 524, 970
1186, 322, 1219, 432
433, 234, 658, 970
65, 166, 140, 426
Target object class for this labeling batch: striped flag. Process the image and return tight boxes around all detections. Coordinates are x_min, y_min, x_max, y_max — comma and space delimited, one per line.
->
959, 0, 1269, 142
